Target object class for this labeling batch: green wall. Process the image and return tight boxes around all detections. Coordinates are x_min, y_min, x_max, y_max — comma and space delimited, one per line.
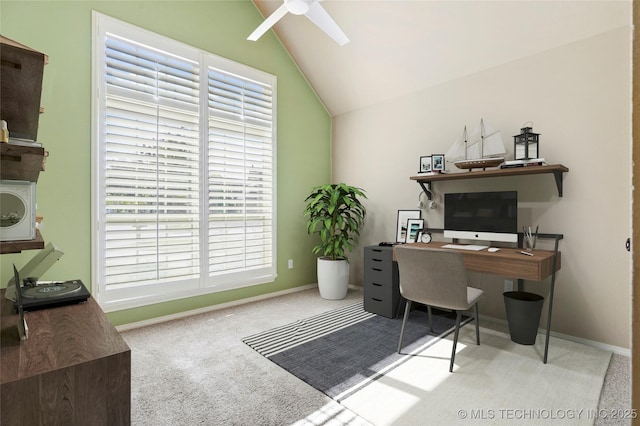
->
0, 0, 331, 325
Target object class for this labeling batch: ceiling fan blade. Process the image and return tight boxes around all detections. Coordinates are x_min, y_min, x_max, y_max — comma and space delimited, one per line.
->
304, 1, 349, 46
248, 3, 289, 41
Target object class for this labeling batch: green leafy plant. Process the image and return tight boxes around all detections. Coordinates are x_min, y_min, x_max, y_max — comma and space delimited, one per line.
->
303, 183, 367, 261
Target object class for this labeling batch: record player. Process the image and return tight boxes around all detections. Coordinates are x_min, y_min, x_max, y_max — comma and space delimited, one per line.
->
7, 243, 90, 311
19, 279, 90, 311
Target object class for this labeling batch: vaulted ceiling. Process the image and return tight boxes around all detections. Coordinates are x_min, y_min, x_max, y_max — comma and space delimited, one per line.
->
251, 0, 629, 117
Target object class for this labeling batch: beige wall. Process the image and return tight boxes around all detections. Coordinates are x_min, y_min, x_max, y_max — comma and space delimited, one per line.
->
333, 26, 631, 349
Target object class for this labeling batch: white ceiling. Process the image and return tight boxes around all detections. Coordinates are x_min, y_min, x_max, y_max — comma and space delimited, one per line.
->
251, 0, 629, 117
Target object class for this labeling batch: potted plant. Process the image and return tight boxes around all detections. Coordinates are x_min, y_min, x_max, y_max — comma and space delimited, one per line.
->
303, 183, 367, 299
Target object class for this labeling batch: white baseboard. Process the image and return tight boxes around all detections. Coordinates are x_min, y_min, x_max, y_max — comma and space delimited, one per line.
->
480, 314, 630, 357
117, 288, 629, 358
548, 328, 630, 357
116, 284, 318, 332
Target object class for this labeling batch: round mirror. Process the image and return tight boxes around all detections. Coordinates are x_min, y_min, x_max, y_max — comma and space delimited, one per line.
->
0, 193, 26, 228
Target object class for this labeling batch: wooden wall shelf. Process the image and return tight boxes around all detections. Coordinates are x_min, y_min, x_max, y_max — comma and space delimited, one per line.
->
0, 143, 45, 182
0, 230, 44, 254
410, 164, 569, 199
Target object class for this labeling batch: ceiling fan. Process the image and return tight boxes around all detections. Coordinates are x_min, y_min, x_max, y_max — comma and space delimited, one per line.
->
248, 0, 349, 46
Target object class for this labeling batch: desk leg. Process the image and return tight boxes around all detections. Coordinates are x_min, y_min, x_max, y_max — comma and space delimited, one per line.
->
543, 237, 561, 364
544, 278, 556, 364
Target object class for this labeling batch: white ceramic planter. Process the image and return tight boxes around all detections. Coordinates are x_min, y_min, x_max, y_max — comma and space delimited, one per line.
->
317, 257, 349, 300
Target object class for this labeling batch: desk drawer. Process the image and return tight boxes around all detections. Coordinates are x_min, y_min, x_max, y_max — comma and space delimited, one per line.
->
364, 266, 394, 286
364, 280, 393, 300
364, 296, 397, 319
364, 246, 393, 263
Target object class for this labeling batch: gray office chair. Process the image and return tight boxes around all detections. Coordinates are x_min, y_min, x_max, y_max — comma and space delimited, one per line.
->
395, 245, 483, 372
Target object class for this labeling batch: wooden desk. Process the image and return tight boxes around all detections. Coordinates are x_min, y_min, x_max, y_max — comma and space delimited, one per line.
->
1, 291, 131, 425
395, 242, 561, 281
393, 241, 562, 363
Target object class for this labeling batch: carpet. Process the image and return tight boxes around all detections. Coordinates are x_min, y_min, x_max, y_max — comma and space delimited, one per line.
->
244, 302, 612, 426
243, 302, 467, 400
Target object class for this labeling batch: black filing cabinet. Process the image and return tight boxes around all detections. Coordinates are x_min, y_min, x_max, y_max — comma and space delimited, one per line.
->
363, 245, 400, 318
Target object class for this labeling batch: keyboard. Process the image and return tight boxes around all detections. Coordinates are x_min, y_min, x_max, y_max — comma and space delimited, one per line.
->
441, 244, 489, 251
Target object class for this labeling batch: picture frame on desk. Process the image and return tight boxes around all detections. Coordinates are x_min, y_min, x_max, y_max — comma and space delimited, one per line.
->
405, 219, 424, 243
396, 210, 421, 243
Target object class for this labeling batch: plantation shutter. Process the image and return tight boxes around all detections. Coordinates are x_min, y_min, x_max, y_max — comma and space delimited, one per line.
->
93, 13, 277, 310
103, 35, 201, 289
207, 67, 274, 279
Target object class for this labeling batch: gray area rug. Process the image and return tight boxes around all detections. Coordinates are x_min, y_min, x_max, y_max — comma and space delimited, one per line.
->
243, 302, 466, 400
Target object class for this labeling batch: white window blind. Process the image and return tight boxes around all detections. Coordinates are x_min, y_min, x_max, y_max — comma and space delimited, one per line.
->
207, 68, 274, 280
93, 13, 276, 311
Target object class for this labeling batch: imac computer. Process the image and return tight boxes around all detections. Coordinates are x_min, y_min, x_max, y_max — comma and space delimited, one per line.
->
444, 191, 518, 243
5, 242, 64, 301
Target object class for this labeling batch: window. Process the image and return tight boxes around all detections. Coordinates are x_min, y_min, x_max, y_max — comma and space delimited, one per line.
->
92, 12, 276, 311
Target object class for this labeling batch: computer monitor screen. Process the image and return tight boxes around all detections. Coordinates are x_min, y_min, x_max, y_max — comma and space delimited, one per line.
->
444, 191, 518, 243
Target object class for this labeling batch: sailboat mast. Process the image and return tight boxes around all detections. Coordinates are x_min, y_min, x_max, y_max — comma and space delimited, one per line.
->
479, 118, 485, 158
463, 126, 468, 160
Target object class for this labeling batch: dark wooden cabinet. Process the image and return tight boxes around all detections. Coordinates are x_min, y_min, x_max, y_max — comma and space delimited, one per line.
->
1, 292, 131, 425
363, 245, 400, 318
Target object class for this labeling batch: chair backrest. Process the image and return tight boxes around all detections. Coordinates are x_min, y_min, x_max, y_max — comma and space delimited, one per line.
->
395, 246, 469, 311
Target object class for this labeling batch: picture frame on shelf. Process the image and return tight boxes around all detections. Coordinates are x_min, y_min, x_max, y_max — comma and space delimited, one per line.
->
405, 218, 424, 243
396, 210, 421, 243
419, 156, 432, 173
432, 154, 445, 173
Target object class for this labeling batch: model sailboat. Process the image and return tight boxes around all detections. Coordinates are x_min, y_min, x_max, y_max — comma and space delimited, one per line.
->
445, 119, 506, 170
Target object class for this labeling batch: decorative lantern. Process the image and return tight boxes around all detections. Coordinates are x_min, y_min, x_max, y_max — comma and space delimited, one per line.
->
513, 126, 539, 160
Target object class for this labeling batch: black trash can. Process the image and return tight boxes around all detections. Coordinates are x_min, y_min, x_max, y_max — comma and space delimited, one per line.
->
503, 291, 544, 345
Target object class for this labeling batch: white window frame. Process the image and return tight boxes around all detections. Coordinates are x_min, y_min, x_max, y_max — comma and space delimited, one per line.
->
91, 12, 277, 312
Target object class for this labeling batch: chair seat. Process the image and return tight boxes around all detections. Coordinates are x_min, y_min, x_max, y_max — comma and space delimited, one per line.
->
434, 287, 484, 312
467, 287, 483, 308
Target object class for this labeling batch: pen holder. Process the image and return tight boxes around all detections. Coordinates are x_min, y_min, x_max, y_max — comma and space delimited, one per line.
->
523, 226, 538, 251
